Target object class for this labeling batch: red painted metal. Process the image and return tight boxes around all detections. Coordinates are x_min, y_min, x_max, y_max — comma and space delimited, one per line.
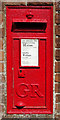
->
15, 101, 25, 108
6, 6, 53, 114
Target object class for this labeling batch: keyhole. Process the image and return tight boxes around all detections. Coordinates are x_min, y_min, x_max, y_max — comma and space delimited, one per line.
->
20, 70, 22, 73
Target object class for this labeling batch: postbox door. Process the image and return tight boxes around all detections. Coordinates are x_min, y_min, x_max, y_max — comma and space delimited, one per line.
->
12, 38, 46, 113
6, 6, 53, 114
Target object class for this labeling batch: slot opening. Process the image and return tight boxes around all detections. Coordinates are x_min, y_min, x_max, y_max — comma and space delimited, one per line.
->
11, 22, 47, 32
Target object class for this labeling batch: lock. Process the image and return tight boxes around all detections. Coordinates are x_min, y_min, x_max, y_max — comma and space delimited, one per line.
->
18, 70, 25, 78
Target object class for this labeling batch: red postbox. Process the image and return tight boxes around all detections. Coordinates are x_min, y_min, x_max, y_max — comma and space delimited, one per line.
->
6, 6, 53, 114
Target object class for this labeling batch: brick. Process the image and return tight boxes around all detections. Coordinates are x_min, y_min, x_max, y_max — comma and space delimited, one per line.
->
0, 63, 4, 72
0, 1, 2, 11
55, 25, 60, 36
55, 62, 60, 72
0, 85, 2, 94
2, 84, 5, 94
0, 74, 5, 83
2, 2, 25, 6
2, 2, 26, 12
55, 118, 60, 120
56, 94, 60, 103
0, 104, 5, 112
0, 12, 3, 25
0, 28, 2, 38
0, 84, 5, 95
0, 74, 2, 82
2, 28, 5, 38
55, 104, 60, 113
0, 95, 2, 103
2, 74, 5, 83
27, 1, 53, 6
0, 51, 4, 61
55, 50, 60, 60
55, 2, 60, 11
55, 73, 60, 82
0, 28, 5, 38
55, 83, 60, 93
2, 94, 5, 104
0, 40, 3, 49
55, 115, 60, 119
55, 37, 60, 48
55, 13, 60, 24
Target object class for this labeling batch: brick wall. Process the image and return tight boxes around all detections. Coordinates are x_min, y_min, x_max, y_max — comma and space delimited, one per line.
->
0, 1, 5, 120
55, 2, 60, 119
0, 0, 60, 120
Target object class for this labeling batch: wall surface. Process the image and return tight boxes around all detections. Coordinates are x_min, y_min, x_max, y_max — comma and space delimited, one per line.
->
55, 2, 60, 119
0, 0, 60, 120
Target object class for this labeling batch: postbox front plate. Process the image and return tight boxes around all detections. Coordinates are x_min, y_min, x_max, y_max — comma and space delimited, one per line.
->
6, 6, 53, 114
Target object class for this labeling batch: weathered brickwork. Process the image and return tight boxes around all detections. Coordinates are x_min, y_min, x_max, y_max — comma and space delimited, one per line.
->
0, 1, 60, 120
55, 25, 60, 36
55, 74, 60, 82
55, 62, 60, 72
56, 94, 60, 103
55, 13, 60, 24
55, 38, 60, 48
27, 2, 53, 6
55, 83, 60, 93
55, 2, 60, 11
55, 50, 60, 60
0, 1, 5, 120
55, 2, 60, 119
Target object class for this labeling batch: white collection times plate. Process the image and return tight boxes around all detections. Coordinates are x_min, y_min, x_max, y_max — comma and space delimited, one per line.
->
21, 39, 39, 66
